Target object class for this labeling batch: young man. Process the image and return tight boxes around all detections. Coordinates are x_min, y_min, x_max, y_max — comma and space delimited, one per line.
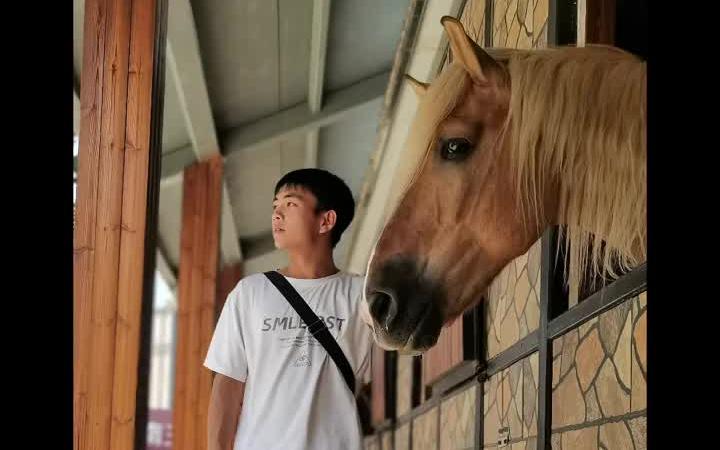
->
205, 168, 373, 450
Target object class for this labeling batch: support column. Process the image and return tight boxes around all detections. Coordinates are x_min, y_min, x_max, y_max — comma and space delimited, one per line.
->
173, 156, 223, 450
73, 0, 167, 449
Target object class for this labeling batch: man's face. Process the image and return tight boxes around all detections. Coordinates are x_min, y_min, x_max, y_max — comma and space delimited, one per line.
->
272, 185, 326, 250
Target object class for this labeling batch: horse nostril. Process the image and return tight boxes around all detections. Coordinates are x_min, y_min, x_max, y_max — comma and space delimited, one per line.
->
369, 290, 399, 328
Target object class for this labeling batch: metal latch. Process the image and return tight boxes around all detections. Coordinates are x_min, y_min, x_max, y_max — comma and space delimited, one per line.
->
498, 427, 510, 447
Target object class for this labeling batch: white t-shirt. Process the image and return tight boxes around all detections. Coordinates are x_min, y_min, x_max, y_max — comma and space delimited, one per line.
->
204, 271, 373, 450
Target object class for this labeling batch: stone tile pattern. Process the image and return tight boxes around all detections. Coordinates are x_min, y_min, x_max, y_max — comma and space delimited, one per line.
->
395, 422, 410, 450
413, 407, 439, 450
491, 0, 549, 48
460, 0, 487, 45
550, 293, 647, 449
397, 354, 414, 417
486, 239, 542, 359
483, 353, 538, 449
482, 0, 550, 359
440, 385, 477, 450
483, 370, 503, 448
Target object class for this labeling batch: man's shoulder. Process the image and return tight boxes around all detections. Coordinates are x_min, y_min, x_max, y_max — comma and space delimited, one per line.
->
223, 273, 270, 301
339, 271, 365, 285
241, 272, 271, 286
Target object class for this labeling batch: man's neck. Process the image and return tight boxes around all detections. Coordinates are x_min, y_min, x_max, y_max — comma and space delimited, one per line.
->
280, 246, 339, 279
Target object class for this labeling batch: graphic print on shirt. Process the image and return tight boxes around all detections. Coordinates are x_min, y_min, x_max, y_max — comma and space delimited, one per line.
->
280, 335, 321, 348
293, 352, 311, 367
261, 313, 347, 369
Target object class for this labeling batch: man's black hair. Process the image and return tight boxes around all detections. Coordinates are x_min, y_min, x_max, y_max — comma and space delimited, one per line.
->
274, 168, 355, 248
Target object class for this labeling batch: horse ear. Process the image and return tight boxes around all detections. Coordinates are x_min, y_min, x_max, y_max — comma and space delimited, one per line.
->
404, 74, 429, 98
441, 16, 489, 84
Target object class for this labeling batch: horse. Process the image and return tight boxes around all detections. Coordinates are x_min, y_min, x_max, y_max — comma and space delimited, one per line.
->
360, 16, 646, 354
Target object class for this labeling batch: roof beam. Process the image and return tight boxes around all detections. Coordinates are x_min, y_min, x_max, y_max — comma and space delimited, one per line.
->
304, 0, 332, 168
167, 0, 242, 266
308, 0, 331, 114
163, 71, 389, 176
221, 71, 389, 158
161, 145, 197, 179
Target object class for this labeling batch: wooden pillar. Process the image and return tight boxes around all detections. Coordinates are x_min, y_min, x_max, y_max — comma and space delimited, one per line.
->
216, 263, 244, 319
174, 156, 224, 450
73, 0, 167, 449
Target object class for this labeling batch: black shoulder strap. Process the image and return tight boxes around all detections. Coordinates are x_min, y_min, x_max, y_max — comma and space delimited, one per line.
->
264, 271, 356, 394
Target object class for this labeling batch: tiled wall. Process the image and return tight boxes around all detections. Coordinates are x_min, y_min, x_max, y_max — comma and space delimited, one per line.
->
483, 353, 539, 449
486, 239, 542, 359
550, 293, 647, 449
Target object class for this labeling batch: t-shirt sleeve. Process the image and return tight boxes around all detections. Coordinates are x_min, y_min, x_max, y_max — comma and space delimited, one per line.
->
204, 285, 248, 382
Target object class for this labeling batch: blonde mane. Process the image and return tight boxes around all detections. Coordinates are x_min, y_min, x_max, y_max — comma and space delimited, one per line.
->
402, 45, 646, 289
505, 46, 646, 286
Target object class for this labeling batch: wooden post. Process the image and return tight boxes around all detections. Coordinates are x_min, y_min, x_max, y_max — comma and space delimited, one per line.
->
217, 263, 244, 320
174, 156, 224, 450
73, 0, 166, 449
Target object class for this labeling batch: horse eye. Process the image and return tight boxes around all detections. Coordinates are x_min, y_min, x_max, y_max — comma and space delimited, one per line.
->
440, 138, 473, 161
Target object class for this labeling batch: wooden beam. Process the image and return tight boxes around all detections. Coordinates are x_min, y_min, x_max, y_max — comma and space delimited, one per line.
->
221, 72, 389, 158
166, 1, 218, 160
197, 158, 222, 450
304, 130, 320, 168
73, 0, 166, 449
160, 73, 389, 178
308, 0, 331, 114
304, 0, 332, 168
174, 156, 223, 450
166, 0, 242, 267
161, 145, 197, 179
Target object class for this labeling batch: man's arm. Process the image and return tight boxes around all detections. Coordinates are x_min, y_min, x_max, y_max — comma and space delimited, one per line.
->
208, 373, 245, 450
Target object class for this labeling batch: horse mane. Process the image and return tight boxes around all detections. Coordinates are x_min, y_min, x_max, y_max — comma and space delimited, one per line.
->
404, 44, 646, 289
396, 40, 647, 283
503, 46, 646, 286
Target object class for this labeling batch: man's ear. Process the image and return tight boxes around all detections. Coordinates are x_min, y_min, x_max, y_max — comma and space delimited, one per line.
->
319, 210, 337, 235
